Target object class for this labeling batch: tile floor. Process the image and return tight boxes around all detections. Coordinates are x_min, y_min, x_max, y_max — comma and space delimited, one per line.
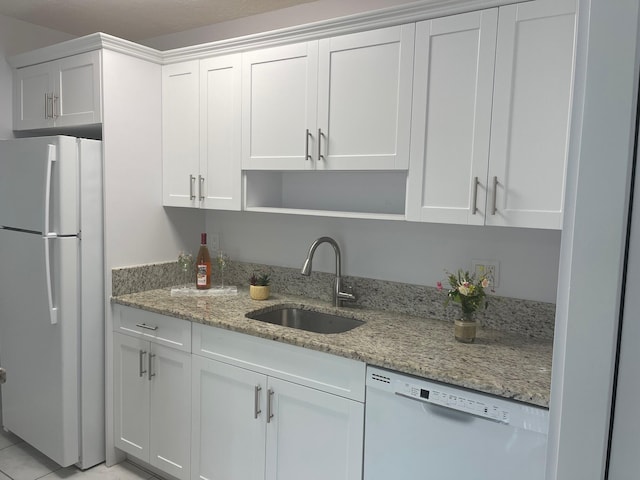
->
0, 429, 158, 480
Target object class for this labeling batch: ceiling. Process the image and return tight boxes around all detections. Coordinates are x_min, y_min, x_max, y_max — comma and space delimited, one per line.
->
0, 0, 319, 42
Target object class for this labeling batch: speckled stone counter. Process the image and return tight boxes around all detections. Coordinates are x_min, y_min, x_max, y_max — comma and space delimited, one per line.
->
112, 288, 552, 408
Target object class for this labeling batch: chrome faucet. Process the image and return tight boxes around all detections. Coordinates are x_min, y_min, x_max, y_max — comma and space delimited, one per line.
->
301, 236, 356, 307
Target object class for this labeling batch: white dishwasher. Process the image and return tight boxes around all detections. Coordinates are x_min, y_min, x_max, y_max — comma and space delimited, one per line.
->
364, 367, 549, 480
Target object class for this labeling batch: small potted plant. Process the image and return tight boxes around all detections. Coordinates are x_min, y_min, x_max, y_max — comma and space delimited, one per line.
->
438, 269, 490, 343
249, 273, 271, 300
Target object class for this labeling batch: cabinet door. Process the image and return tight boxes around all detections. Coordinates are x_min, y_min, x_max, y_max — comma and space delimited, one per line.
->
55, 50, 102, 127
113, 333, 150, 461
317, 25, 414, 170
13, 62, 54, 130
162, 61, 200, 207
149, 344, 191, 480
265, 378, 364, 480
406, 10, 498, 225
200, 55, 242, 210
191, 356, 266, 480
487, 0, 576, 229
242, 42, 318, 170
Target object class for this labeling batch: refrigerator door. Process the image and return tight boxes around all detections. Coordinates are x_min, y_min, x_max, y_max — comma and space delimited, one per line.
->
0, 229, 80, 467
0, 136, 79, 235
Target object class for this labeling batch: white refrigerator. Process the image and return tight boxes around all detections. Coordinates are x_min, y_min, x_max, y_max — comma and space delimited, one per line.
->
0, 136, 105, 469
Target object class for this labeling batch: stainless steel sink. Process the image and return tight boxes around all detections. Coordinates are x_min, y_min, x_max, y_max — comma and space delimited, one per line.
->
245, 306, 364, 334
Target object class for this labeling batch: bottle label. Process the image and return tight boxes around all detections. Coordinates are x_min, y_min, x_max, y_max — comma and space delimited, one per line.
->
197, 264, 208, 286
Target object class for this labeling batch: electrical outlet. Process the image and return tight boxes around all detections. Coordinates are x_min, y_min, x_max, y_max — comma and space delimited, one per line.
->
209, 233, 220, 254
471, 260, 500, 288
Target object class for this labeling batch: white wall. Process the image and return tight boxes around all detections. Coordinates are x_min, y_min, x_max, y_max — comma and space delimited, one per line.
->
0, 15, 73, 139
143, 0, 417, 50
206, 211, 561, 303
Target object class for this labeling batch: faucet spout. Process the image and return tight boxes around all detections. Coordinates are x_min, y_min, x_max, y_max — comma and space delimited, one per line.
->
301, 236, 354, 307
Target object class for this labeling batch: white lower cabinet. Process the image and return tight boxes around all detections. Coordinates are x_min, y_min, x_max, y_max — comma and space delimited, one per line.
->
191, 323, 365, 480
113, 307, 192, 480
191, 356, 266, 480
265, 377, 364, 480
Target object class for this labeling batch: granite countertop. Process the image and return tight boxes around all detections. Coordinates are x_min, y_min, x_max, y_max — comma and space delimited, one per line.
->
112, 287, 553, 408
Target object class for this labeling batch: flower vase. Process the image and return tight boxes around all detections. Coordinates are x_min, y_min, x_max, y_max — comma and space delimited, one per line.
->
454, 312, 477, 343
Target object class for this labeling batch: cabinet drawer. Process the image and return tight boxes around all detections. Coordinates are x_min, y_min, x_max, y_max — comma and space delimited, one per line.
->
192, 323, 365, 402
114, 305, 191, 352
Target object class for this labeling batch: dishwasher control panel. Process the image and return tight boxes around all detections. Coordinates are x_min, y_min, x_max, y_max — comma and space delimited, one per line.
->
395, 380, 511, 424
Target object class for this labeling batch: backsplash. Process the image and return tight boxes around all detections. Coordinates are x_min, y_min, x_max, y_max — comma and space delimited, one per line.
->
112, 260, 555, 339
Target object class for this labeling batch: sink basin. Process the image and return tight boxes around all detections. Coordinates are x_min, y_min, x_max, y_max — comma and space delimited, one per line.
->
246, 306, 364, 334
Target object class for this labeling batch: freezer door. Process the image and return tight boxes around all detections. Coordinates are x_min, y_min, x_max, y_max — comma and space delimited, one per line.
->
0, 229, 80, 467
0, 136, 79, 235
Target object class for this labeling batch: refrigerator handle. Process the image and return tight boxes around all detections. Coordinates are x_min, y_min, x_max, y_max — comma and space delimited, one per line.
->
44, 144, 57, 236
44, 236, 58, 325
43, 144, 59, 325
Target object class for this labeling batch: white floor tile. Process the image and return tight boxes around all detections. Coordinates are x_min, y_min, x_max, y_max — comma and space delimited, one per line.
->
40, 461, 154, 480
0, 442, 60, 480
0, 471, 10, 480
0, 429, 21, 450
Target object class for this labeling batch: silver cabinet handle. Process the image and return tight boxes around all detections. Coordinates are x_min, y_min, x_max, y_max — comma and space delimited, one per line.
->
198, 175, 205, 201
45, 93, 54, 119
305, 129, 312, 161
189, 175, 196, 200
53, 95, 59, 119
317, 128, 325, 161
267, 388, 274, 423
491, 176, 498, 215
136, 323, 158, 331
139, 350, 147, 377
148, 353, 156, 381
472, 177, 479, 215
254, 385, 262, 419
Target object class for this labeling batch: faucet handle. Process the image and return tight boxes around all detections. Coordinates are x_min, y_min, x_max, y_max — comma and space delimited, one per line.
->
338, 284, 357, 303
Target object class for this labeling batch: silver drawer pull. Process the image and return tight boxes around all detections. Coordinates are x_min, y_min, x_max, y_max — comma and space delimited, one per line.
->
267, 388, 274, 423
305, 129, 312, 161
189, 174, 196, 200
198, 175, 205, 201
148, 353, 156, 381
136, 323, 158, 331
472, 176, 479, 215
254, 385, 262, 419
139, 350, 147, 377
491, 176, 498, 215
318, 128, 325, 161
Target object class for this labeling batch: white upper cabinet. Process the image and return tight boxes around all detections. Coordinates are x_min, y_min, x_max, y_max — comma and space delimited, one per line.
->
316, 26, 414, 170
407, 0, 576, 229
162, 61, 200, 208
486, 0, 576, 229
242, 25, 414, 171
14, 50, 102, 130
407, 9, 498, 225
162, 56, 242, 210
200, 55, 242, 210
242, 42, 319, 170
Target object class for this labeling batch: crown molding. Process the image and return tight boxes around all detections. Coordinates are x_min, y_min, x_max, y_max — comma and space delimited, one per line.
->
160, 0, 520, 63
8, 0, 526, 68
8, 32, 163, 68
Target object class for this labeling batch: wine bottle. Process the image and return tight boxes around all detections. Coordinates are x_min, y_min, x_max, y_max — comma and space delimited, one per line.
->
196, 233, 212, 289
